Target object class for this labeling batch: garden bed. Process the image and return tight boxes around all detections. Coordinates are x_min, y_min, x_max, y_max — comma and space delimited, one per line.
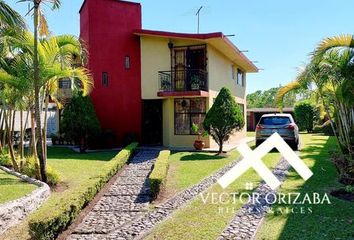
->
0, 143, 137, 240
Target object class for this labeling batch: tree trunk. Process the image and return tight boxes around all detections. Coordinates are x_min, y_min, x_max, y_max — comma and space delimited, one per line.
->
1, 110, 6, 149
43, 92, 49, 159
0, 109, 3, 153
30, 110, 37, 158
33, 3, 47, 182
20, 110, 24, 159
4, 109, 19, 171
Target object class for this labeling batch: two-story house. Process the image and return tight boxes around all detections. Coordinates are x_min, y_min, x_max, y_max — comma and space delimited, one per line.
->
80, 0, 258, 148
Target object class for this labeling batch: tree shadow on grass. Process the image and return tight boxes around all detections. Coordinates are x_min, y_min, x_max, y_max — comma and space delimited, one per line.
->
0, 177, 22, 185
179, 153, 225, 161
265, 136, 354, 240
46, 147, 117, 161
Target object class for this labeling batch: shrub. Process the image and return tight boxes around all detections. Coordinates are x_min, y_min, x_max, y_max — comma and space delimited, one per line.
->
28, 142, 138, 240
149, 150, 170, 198
46, 166, 61, 186
203, 87, 244, 154
294, 100, 317, 132
21, 156, 61, 185
0, 153, 12, 167
22, 156, 41, 180
61, 92, 101, 152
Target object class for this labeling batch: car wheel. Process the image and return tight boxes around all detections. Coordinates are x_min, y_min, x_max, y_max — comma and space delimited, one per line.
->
291, 139, 299, 151
256, 140, 262, 147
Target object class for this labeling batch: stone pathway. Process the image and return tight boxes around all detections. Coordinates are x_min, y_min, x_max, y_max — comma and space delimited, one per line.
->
217, 157, 290, 240
107, 156, 244, 239
67, 150, 158, 240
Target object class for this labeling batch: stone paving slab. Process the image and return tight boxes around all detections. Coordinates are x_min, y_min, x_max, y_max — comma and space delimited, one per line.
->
217, 157, 290, 240
92, 195, 150, 212
107, 156, 244, 239
114, 176, 149, 185
105, 184, 151, 196
74, 212, 140, 234
67, 150, 158, 240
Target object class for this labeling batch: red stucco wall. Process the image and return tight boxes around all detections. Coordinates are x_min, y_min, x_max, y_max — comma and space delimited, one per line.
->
80, 0, 142, 145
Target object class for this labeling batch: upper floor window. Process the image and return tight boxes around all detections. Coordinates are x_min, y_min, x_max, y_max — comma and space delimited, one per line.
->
232, 65, 236, 80
237, 69, 245, 86
102, 72, 109, 87
58, 79, 71, 89
125, 56, 130, 69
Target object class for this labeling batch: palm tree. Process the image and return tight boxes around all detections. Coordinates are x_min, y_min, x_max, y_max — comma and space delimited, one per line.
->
0, 0, 25, 29
0, 31, 92, 175
276, 34, 354, 184
18, 0, 61, 182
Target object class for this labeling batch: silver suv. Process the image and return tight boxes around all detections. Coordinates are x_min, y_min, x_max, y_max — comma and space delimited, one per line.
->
255, 113, 299, 150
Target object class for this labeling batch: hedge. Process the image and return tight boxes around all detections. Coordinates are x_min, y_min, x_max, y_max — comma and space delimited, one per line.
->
28, 142, 138, 240
149, 150, 170, 198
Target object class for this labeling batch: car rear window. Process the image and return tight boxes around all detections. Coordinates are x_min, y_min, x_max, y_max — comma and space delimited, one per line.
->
259, 116, 291, 125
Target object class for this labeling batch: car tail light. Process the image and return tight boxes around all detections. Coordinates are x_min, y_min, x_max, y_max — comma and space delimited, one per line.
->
286, 123, 296, 130
256, 124, 264, 130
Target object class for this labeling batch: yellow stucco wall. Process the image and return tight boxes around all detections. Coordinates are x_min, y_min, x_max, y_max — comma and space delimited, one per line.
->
140, 37, 205, 99
140, 36, 247, 148
208, 45, 246, 99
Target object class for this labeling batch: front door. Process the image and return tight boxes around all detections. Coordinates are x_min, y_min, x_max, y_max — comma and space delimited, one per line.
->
142, 100, 163, 145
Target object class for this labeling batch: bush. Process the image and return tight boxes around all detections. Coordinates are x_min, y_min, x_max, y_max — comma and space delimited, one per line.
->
294, 101, 317, 132
46, 166, 61, 186
149, 150, 170, 198
28, 142, 138, 240
203, 87, 244, 154
21, 156, 61, 185
0, 153, 12, 167
61, 93, 101, 152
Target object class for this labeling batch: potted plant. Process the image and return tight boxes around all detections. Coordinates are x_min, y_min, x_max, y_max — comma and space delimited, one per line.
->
192, 123, 207, 150
190, 75, 201, 90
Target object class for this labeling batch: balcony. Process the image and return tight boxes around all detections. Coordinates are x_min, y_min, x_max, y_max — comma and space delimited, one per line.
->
158, 69, 208, 97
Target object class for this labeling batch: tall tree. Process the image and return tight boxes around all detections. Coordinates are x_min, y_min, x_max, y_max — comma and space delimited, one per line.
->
18, 0, 61, 182
203, 87, 245, 154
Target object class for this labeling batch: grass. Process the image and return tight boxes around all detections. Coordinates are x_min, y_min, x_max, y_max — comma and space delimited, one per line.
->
0, 147, 118, 240
255, 133, 354, 240
147, 141, 282, 240
0, 169, 37, 204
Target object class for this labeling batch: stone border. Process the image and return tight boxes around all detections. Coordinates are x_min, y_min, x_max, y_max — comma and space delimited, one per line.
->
0, 165, 51, 235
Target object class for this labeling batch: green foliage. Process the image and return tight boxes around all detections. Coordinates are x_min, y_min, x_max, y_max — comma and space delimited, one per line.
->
28, 142, 138, 240
247, 87, 299, 108
294, 100, 317, 132
203, 87, 244, 153
61, 93, 100, 151
0, 153, 12, 167
149, 150, 170, 198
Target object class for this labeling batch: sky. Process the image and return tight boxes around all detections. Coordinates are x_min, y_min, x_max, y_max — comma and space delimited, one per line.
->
6, 0, 354, 94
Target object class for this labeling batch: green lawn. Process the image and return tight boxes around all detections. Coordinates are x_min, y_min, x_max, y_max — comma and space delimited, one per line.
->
147, 142, 282, 240
0, 169, 37, 204
0, 147, 117, 240
255, 134, 354, 240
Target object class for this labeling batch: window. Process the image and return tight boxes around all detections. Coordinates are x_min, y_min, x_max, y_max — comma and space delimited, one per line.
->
237, 69, 244, 86
175, 98, 206, 135
125, 56, 130, 69
102, 72, 108, 87
232, 65, 236, 80
58, 79, 71, 89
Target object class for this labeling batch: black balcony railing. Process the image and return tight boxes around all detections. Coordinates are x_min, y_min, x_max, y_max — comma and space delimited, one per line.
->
158, 69, 208, 92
